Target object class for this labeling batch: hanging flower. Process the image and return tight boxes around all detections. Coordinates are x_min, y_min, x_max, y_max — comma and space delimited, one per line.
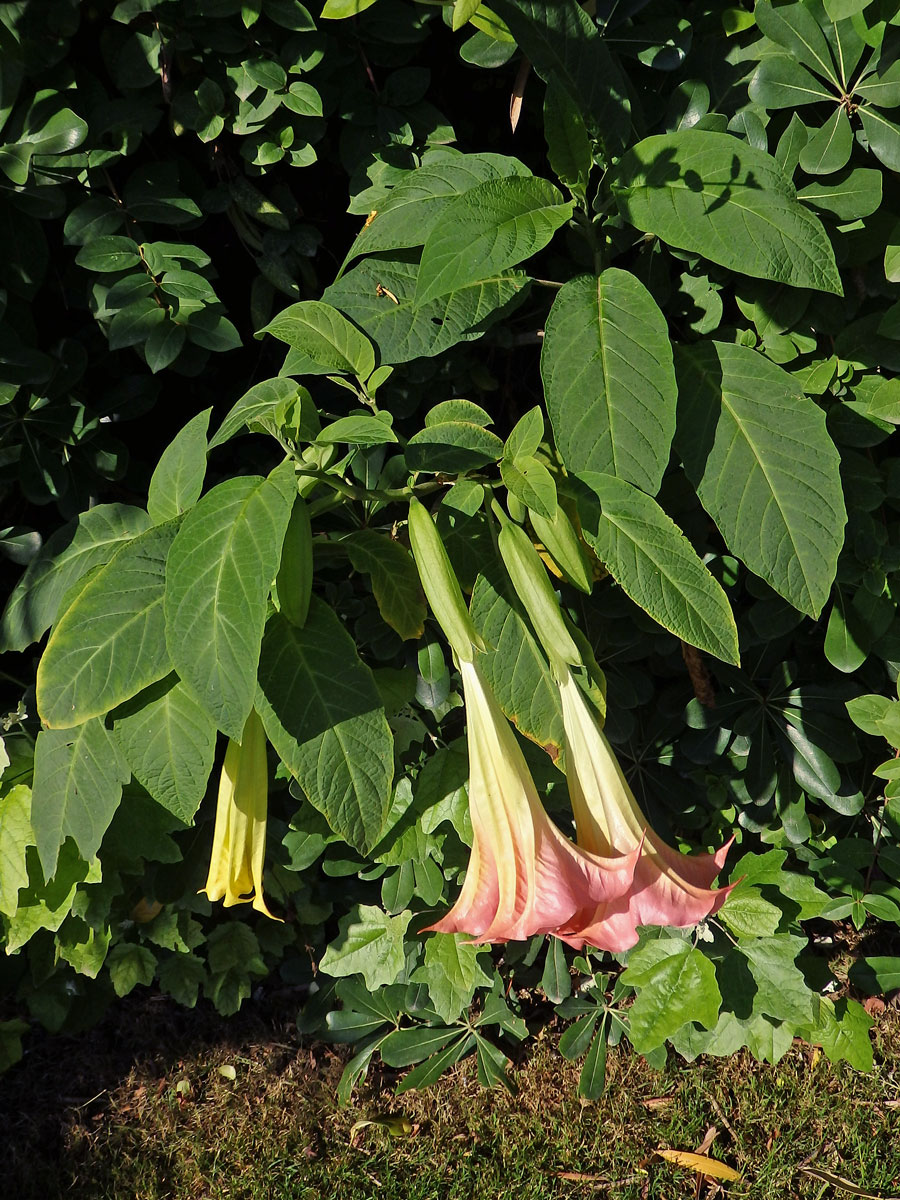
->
495, 513, 733, 951
202, 707, 280, 921
408, 498, 638, 943
422, 657, 639, 943
554, 669, 733, 952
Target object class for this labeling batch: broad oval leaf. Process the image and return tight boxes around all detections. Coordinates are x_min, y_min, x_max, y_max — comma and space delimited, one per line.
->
147, 409, 210, 524
343, 151, 529, 264
542, 270, 677, 494
611, 130, 842, 295
345, 530, 426, 641
31, 718, 129, 878
322, 253, 529, 365
674, 341, 846, 617
111, 675, 217, 825
210, 377, 316, 448
575, 472, 740, 665
165, 466, 297, 740
749, 55, 835, 109
36, 520, 180, 728
415, 176, 573, 306
0, 504, 150, 653
256, 604, 395, 855
260, 300, 376, 378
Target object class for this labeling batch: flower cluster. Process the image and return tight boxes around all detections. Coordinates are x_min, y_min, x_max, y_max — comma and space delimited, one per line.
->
409, 499, 733, 951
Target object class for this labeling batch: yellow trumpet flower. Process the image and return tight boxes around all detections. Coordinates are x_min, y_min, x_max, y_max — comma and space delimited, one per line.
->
202, 708, 280, 920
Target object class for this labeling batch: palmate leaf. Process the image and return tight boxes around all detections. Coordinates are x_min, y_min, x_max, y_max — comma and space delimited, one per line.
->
256, 605, 395, 855
165, 465, 297, 740
36, 520, 180, 729
415, 177, 573, 305
541, 270, 677, 494
611, 130, 842, 294
675, 341, 846, 618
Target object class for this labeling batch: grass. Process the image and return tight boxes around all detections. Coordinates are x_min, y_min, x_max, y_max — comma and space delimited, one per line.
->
3, 991, 900, 1200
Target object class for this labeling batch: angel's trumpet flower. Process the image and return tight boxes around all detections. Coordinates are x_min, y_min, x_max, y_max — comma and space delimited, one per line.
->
202, 707, 280, 920
409, 499, 638, 942
554, 668, 733, 951
497, 516, 733, 952
422, 656, 639, 942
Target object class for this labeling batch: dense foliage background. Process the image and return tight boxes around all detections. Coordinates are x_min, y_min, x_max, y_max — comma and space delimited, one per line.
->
2, 0, 900, 1094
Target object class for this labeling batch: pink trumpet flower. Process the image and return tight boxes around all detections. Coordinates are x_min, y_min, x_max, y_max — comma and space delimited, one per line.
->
554, 670, 734, 952
423, 657, 640, 944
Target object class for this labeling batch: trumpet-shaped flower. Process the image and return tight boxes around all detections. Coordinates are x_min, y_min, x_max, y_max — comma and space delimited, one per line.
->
202, 708, 280, 920
554, 669, 733, 952
423, 658, 639, 943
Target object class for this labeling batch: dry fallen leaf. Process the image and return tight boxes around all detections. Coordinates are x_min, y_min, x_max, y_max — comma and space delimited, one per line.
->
800, 1166, 900, 1199
656, 1150, 741, 1182
696, 1125, 718, 1156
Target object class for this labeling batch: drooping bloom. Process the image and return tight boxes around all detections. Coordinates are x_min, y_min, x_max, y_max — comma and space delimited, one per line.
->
422, 657, 639, 943
496, 514, 733, 951
554, 668, 733, 952
407, 498, 638, 943
202, 707, 280, 920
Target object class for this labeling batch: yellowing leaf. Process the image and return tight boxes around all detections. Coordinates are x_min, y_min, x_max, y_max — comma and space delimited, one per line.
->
656, 1150, 741, 1182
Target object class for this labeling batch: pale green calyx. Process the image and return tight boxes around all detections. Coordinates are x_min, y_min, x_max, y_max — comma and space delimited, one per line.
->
408, 497, 485, 663
497, 515, 582, 676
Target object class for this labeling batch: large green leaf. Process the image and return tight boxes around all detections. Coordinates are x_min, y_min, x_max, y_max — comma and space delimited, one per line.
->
796, 167, 882, 220
343, 152, 529, 264
469, 566, 566, 762
749, 55, 836, 109
576, 472, 740, 664
165, 467, 297, 740
412, 934, 492, 1023
541, 271, 677, 494
675, 341, 846, 617
859, 106, 900, 172
492, 0, 630, 149
111, 676, 217, 825
344, 530, 426, 641
754, 0, 839, 87
318, 905, 411, 991
255, 604, 395, 855
209, 377, 310, 448
415, 177, 573, 306
147, 409, 210, 524
323, 254, 529, 365
36, 520, 180, 729
31, 718, 129, 878
259, 300, 376, 378
0, 504, 150, 653
621, 938, 722, 1052
611, 130, 842, 294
